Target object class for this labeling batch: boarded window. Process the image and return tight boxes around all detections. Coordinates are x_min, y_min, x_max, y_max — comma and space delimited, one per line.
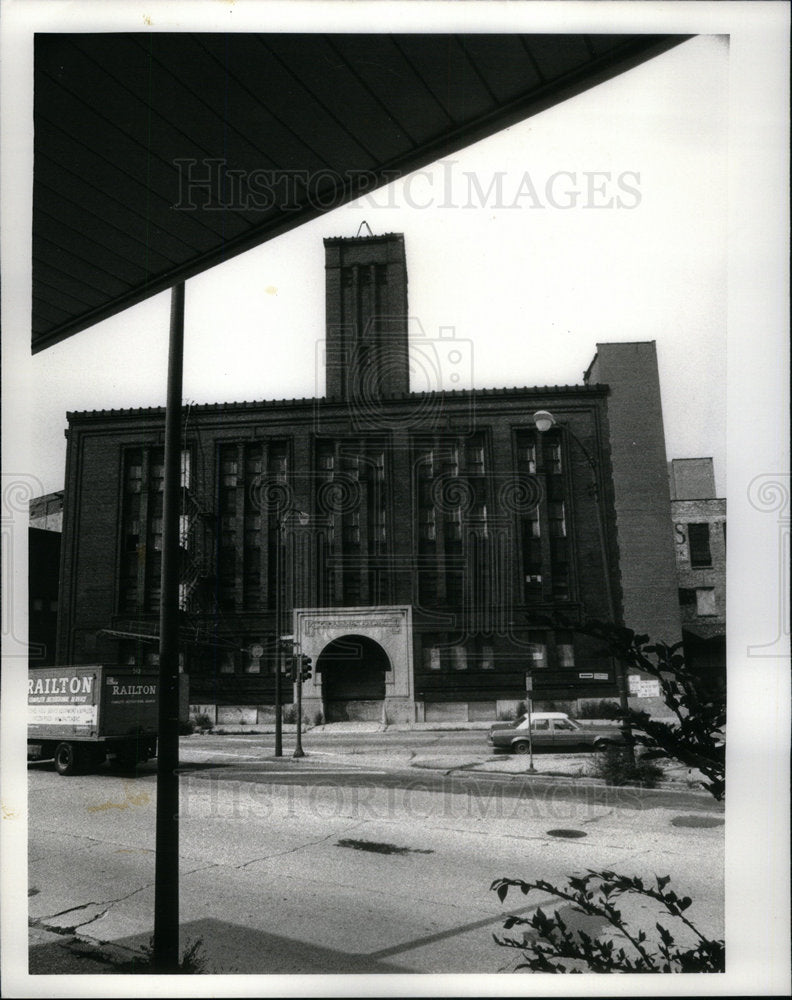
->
688, 523, 712, 567
695, 588, 717, 616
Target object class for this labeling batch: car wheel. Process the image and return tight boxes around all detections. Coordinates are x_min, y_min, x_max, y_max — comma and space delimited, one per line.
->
513, 740, 531, 755
593, 738, 611, 751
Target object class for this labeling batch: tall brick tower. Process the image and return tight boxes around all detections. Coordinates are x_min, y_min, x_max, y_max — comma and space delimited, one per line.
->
323, 233, 409, 403
585, 341, 682, 646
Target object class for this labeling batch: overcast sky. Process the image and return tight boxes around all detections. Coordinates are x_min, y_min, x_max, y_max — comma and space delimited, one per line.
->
27, 33, 728, 497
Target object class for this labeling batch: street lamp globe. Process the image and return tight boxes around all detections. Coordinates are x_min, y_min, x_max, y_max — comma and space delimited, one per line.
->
533, 410, 556, 433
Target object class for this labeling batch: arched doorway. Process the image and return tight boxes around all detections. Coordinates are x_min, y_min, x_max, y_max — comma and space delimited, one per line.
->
318, 634, 391, 722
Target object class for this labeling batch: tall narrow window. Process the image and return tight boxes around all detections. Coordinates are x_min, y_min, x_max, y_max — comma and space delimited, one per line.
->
218, 445, 238, 610
369, 449, 386, 545
543, 439, 562, 474
549, 501, 566, 538
451, 645, 467, 670
556, 632, 575, 668
121, 450, 143, 610
527, 630, 548, 669
517, 438, 536, 473
419, 506, 436, 542
145, 451, 165, 612
465, 436, 485, 476
423, 644, 441, 670
688, 523, 712, 568
243, 445, 263, 609
180, 450, 191, 489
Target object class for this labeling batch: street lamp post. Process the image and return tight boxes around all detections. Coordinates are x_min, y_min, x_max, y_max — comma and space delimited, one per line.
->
274, 507, 308, 758
532, 411, 632, 743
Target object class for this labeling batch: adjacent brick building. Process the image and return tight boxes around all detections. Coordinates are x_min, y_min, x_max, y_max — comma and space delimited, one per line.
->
29, 491, 64, 667
56, 232, 683, 723
670, 457, 726, 679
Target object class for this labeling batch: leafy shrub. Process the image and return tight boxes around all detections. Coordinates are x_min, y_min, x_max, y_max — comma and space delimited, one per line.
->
589, 746, 665, 788
192, 712, 213, 733
576, 699, 621, 720
313, 709, 324, 727
178, 718, 195, 735
492, 871, 724, 972
116, 935, 209, 973
282, 704, 297, 724
568, 620, 726, 800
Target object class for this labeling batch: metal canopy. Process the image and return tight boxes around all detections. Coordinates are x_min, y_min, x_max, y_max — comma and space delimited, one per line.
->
32, 32, 688, 353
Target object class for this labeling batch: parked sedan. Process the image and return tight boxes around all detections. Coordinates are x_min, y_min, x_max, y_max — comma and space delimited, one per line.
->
488, 711, 624, 754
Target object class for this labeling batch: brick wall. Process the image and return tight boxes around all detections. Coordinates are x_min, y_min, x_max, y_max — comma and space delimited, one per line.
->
586, 342, 682, 646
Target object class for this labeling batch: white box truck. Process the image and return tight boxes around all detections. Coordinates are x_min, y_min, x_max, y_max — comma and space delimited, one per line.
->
28, 665, 159, 775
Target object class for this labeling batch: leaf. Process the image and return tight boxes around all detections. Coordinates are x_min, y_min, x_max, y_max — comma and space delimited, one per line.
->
656, 923, 674, 946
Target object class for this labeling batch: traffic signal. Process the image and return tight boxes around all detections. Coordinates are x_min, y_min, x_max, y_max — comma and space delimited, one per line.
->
300, 655, 313, 682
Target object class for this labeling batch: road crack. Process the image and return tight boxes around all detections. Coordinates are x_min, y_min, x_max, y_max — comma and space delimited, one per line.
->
30, 880, 157, 934
234, 820, 364, 869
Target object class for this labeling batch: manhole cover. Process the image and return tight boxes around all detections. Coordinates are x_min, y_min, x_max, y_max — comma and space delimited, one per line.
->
671, 815, 724, 829
546, 828, 587, 839
336, 838, 433, 855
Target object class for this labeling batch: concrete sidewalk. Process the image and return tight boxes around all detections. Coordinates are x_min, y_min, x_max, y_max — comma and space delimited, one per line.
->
207, 719, 678, 735
181, 730, 712, 795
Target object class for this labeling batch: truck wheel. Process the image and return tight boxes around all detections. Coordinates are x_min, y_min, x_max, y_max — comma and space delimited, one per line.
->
54, 742, 79, 776
513, 740, 531, 755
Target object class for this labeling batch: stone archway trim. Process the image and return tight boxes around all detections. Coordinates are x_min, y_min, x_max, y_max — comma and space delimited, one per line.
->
294, 605, 413, 699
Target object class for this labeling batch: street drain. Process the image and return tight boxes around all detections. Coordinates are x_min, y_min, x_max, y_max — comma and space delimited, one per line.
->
546, 829, 587, 839
336, 838, 433, 856
671, 815, 725, 829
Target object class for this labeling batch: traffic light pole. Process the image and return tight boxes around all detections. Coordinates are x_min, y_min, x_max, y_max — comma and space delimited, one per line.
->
274, 517, 283, 758
293, 657, 305, 758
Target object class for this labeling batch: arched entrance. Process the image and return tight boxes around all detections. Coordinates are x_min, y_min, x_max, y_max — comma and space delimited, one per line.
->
318, 634, 391, 722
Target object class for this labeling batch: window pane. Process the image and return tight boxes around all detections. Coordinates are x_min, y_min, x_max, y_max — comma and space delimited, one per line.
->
688, 523, 712, 567
452, 645, 467, 670
556, 633, 575, 667
695, 588, 717, 616
423, 645, 441, 670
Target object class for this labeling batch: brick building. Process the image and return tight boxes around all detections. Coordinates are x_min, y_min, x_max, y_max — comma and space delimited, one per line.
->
670, 458, 726, 680
29, 491, 64, 667
56, 232, 681, 723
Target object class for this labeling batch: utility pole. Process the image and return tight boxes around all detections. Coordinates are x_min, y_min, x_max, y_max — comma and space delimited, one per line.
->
153, 283, 184, 973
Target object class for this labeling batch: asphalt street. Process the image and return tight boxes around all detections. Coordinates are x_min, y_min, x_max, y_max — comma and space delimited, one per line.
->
26, 730, 725, 977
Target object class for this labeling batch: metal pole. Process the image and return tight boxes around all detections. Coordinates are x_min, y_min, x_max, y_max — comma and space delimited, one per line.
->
526, 691, 535, 772
153, 282, 184, 973
274, 515, 282, 758
293, 654, 305, 758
